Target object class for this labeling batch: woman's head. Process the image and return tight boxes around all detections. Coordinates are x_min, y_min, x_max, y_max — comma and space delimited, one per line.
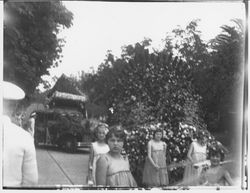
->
94, 123, 109, 141
106, 125, 126, 154
208, 148, 224, 167
208, 142, 225, 165
195, 130, 207, 145
153, 129, 163, 141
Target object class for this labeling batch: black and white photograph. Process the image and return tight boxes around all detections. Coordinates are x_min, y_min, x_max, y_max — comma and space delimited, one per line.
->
1, 0, 248, 191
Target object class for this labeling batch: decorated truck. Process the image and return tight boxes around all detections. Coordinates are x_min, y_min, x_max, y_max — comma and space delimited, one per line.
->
34, 91, 93, 152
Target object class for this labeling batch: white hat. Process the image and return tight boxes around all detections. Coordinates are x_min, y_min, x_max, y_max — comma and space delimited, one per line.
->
30, 112, 37, 117
3, 81, 25, 100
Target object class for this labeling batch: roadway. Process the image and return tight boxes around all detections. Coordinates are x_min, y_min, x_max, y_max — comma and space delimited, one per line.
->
36, 146, 90, 187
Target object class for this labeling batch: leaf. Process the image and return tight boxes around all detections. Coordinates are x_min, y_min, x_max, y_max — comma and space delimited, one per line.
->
4, 1, 73, 94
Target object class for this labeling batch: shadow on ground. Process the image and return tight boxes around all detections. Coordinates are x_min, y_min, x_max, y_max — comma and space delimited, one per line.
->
35, 144, 90, 154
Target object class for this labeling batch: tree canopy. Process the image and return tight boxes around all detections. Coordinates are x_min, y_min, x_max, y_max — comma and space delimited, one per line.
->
4, 1, 73, 95
81, 38, 206, 131
79, 19, 244, 134
194, 19, 244, 133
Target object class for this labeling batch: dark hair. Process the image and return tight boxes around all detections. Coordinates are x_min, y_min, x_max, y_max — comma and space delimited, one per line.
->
195, 130, 208, 141
106, 125, 126, 143
208, 143, 225, 161
153, 128, 163, 138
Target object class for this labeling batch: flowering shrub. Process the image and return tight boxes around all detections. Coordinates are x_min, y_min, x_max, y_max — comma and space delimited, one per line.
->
124, 122, 222, 186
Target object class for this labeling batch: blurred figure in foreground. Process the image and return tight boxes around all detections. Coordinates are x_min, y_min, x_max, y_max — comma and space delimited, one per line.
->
11, 111, 23, 127
2, 81, 38, 187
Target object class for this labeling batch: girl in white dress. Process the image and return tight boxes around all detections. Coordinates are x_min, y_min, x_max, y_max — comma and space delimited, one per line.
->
182, 130, 208, 185
87, 123, 109, 185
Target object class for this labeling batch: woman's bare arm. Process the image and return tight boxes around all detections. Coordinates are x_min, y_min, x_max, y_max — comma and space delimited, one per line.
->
88, 144, 94, 176
187, 142, 194, 163
147, 141, 158, 169
96, 155, 108, 186
163, 142, 167, 156
224, 170, 234, 185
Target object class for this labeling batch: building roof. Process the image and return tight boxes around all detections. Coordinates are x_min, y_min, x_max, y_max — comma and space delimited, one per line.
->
47, 74, 86, 98
50, 91, 87, 103
44, 74, 88, 111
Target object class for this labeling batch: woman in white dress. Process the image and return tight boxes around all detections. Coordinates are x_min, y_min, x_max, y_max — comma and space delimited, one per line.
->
182, 130, 208, 185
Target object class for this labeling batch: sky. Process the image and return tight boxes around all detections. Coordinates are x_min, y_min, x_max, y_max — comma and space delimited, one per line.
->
40, 1, 245, 90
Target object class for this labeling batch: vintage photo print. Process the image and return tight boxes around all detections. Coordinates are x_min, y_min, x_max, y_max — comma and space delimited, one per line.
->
1, 0, 248, 191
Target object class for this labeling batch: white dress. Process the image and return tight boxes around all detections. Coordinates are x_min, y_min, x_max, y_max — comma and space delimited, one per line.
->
101, 153, 137, 187
142, 140, 169, 186
182, 141, 207, 185
91, 141, 109, 184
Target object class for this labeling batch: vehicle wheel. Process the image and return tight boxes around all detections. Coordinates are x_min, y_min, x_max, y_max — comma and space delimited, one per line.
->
63, 136, 76, 152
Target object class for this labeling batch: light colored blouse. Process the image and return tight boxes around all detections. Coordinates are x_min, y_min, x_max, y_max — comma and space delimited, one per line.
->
100, 153, 137, 187
191, 141, 207, 163
92, 141, 109, 155
91, 141, 109, 184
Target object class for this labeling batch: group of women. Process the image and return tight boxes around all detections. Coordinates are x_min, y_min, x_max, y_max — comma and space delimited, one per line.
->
87, 123, 234, 187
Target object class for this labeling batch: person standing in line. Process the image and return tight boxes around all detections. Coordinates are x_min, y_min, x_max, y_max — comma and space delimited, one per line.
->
2, 81, 38, 187
182, 130, 208, 185
142, 129, 169, 187
27, 112, 36, 138
199, 145, 234, 186
87, 123, 109, 185
96, 125, 137, 187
